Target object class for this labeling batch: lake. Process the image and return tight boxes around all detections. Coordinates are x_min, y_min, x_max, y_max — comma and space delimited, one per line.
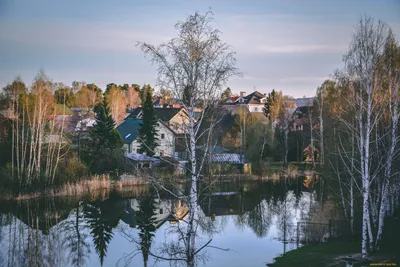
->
0, 176, 333, 267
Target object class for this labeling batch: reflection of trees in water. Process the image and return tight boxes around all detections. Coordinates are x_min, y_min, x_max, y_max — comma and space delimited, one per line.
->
0, 198, 78, 267
136, 197, 157, 267
83, 197, 124, 266
119, 196, 225, 267
246, 200, 273, 238
58, 201, 91, 267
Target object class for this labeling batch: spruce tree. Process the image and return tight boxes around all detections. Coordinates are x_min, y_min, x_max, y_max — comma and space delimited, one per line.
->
264, 89, 276, 120
86, 99, 124, 173
138, 90, 158, 156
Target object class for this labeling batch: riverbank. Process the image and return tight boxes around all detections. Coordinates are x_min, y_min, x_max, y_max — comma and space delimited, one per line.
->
267, 212, 400, 266
0, 174, 149, 200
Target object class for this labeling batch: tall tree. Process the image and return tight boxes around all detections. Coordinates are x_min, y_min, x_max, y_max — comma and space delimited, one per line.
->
138, 90, 158, 156
220, 87, 232, 102
105, 85, 126, 126
263, 89, 277, 120
87, 99, 124, 173
159, 88, 173, 107
125, 87, 141, 110
138, 11, 240, 265
139, 84, 154, 104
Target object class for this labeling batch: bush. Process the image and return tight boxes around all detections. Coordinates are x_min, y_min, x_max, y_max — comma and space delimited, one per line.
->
55, 155, 89, 184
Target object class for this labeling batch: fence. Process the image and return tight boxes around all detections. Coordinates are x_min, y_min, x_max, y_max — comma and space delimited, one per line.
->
296, 220, 351, 246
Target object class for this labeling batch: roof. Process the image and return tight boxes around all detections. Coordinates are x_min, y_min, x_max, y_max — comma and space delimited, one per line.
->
75, 118, 96, 131
116, 118, 142, 144
211, 153, 247, 164
236, 91, 266, 105
127, 107, 184, 122
295, 97, 314, 107
225, 96, 239, 103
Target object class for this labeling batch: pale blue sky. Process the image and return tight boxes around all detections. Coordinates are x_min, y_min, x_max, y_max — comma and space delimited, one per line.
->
0, 0, 399, 97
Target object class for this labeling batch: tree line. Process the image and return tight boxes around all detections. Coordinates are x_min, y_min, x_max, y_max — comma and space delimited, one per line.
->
0, 72, 161, 192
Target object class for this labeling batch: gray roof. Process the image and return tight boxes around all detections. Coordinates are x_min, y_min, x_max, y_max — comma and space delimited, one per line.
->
211, 153, 247, 164
295, 97, 314, 107
127, 107, 184, 122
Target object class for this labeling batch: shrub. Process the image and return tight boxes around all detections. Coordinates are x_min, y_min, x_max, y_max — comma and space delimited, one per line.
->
55, 155, 89, 184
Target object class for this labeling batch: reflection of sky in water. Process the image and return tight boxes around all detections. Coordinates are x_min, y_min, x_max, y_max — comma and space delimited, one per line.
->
0, 184, 317, 267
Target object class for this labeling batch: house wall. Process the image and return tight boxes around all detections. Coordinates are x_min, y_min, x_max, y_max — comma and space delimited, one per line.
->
248, 104, 264, 113
168, 110, 189, 134
126, 122, 175, 157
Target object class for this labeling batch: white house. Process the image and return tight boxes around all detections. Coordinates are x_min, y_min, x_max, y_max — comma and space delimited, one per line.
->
234, 91, 267, 113
116, 118, 176, 157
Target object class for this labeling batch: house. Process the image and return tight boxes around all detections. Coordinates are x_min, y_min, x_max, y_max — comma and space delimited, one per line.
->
116, 118, 176, 157
235, 91, 267, 113
126, 107, 190, 134
122, 198, 189, 229
125, 152, 161, 169
290, 98, 314, 132
220, 91, 267, 113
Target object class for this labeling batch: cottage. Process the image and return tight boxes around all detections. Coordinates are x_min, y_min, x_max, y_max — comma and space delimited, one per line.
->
126, 107, 190, 134
228, 91, 267, 113
116, 118, 176, 157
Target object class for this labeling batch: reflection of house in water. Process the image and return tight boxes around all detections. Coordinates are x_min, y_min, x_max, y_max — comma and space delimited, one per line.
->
122, 198, 189, 229
200, 191, 259, 219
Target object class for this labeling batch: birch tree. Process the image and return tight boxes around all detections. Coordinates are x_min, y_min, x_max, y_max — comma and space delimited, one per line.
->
343, 16, 389, 258
138, 11, 240, 266
105, 85, 126, 126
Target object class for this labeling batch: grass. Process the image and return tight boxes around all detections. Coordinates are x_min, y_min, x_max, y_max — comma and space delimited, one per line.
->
268, 209, 400, 267
267, 240, 360, 267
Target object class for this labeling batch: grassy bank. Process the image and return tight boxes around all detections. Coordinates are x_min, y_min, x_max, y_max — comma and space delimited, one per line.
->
268, 214, 400, 266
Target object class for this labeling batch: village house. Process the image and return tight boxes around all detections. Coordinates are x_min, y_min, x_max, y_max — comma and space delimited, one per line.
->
116, 117, 176, 157
222, 91, 267, 113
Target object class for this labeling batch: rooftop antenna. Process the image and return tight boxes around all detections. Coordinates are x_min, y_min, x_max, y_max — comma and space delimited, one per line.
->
253, 86, 256, 92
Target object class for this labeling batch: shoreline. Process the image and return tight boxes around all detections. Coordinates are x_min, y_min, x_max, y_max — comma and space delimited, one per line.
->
1, 169, 317, 200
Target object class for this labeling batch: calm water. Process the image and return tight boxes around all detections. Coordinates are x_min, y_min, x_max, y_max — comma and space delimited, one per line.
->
0, 176, 331, 267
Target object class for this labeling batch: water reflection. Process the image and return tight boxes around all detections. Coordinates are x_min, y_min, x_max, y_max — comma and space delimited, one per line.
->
0, 176, 330, 267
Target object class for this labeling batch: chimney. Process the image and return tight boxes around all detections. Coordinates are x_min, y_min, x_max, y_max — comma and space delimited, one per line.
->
240, 91, 246, 97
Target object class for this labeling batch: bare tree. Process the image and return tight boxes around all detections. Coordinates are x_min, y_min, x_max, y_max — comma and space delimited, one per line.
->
343, 16, 390, 258
138, 10, 240, 265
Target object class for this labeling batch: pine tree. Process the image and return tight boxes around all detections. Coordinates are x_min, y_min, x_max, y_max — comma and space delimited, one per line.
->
92, 100, 122, 149
264, 89, 276, 120
86, 99, 124, 173
138, 91, 158, 156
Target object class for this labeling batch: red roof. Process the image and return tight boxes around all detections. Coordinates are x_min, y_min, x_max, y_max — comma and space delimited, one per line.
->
228, 96, 239, 102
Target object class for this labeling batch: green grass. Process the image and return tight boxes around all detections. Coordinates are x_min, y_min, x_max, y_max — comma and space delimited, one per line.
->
268, 211, 400, 267
267, 240, 360, 267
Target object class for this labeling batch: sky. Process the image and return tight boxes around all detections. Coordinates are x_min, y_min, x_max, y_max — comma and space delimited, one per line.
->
0, 0, 399, 98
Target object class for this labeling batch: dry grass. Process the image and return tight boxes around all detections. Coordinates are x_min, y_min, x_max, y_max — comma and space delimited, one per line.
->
56, 174, 150, 198
56, 175, 112, 197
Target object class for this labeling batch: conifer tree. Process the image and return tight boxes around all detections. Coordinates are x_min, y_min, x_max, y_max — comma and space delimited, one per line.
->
138, 90, 158, 156
264, 89, 276, 120
86, 98, 124, 173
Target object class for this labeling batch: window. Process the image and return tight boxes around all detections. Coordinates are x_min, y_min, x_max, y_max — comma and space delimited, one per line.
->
161, 133, 165, 139
160, 151, 164, 157
160, 209, 163, 214
254, 107, 258, 112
